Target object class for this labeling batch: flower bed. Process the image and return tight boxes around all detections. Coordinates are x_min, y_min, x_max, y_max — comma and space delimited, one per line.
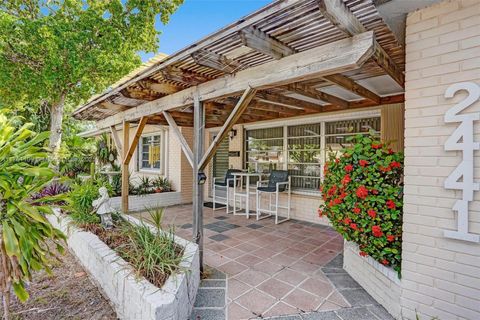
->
319, 134, 403, 275
47, 209, 200, 320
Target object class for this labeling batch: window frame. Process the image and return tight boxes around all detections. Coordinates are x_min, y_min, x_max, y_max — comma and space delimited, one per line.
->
137, 131, 165, 174
243, 110, 381, 195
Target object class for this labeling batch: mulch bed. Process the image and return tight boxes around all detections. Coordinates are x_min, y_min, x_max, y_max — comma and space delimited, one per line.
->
0, 244, 117, 320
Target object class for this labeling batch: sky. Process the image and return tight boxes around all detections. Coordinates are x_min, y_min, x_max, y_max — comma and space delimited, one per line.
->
139, 0, 273, 62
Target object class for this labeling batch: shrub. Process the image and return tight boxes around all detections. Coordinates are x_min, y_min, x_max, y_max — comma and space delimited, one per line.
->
69, 181, 100, 224
319, 134, 403, 275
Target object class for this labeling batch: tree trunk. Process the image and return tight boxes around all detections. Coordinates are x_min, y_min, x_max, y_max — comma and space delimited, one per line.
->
0, 236, 10, 320
48, 93, 66, 172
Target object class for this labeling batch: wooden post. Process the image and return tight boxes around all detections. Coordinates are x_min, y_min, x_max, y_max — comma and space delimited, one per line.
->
121, 120, 130, 213
192, 94, 205, 272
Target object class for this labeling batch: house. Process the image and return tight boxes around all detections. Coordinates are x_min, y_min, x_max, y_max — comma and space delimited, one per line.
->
74, 0, 480, 319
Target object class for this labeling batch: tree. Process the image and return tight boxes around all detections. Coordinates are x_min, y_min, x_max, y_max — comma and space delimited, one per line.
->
0, 0, 183, 169
0, 112, 66, 319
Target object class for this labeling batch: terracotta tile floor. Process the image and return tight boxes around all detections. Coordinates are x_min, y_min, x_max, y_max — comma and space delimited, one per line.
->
133, 204, 348, 319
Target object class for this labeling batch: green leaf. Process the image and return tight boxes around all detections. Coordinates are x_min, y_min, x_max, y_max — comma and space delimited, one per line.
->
12, 281, 30, 302
2, 222, 21, 257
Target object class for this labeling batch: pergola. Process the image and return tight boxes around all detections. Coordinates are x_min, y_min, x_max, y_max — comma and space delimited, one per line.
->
73, 0, 405, 269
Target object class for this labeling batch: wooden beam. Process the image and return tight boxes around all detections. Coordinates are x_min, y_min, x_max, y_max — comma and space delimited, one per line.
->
191, 49, 242, 74
317, 0, 404, 87
324, 74, 381, 104
192, 95, 205, 272
251, 101, 306, 116
163, 111, 194, 168
199, 87, 257, 170
138, 79, 182, 95
121, 121, 130, 213
372, 41, 405, 87
317, 0, 365, 36
123, 116, 148, 165
161, 66, 211, 86
256, 91, 323, 113
99, 101, 129, 112
240, 26, 295, 59
96, 32, 375, 129
286, 83, 349, 108
109, 126, 123, 157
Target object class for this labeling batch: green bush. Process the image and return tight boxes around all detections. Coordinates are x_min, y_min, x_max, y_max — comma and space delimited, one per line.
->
319, 134, 403, 275
69, 181, 100, 224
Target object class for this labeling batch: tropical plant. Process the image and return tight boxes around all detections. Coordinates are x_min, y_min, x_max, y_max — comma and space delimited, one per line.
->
0, 0, 184, 169
0, 113, 65, 319
96, 133, 117, 166
152, 177, 172, 193
117, 207, 182, 287
319, 134, 404, 275
69, 181, 100, 225
31, 182, 70, 205
135, 176, 153, 196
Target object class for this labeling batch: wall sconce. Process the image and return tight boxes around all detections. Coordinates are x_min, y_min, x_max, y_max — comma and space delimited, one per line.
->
229, 129, 237, 140
198, 171, 207, 185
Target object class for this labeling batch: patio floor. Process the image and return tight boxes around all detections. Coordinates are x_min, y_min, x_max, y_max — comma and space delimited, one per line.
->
132, 204, 393, 320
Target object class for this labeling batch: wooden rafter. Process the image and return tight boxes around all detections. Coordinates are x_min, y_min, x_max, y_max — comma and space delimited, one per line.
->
96, 32, 375, 129
256, 91, 323, 112
251, 101, 306, 116
286, 83, 349, 108
123, 116, 148, 165
317, 0, 404, 87
138, 79, 182, 95
161, 66, 212, 86
191, 49, 242, 74
372, 41, 405, 87
324, 74, 381, 104
199, 87, 257, 170
239, 26, 295, 59
99, 101, 129, 112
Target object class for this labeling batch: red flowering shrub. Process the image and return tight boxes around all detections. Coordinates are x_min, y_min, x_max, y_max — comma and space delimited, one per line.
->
319, 134, 403, 275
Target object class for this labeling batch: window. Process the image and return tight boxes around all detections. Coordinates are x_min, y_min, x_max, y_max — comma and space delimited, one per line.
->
139, 134, 162, 171
245, 116, 380, 193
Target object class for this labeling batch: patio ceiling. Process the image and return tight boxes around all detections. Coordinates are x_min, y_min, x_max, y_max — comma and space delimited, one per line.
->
73, 0, 405, 129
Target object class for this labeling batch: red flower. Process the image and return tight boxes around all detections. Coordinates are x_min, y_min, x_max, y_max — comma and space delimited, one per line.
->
359, 251, 368, 257
381, 259, 389, 266
342, 174, 351, 185
317, 208, 324, 217
367, 209, 377, 219
359, 160, 368, 167
328, 185, 337, 196
388, 148, 394, 154
372, 143, 382, 149
356, 186, 368, 199
371, 189, 379, 195
344, 164, 353, 173
387, 235, 395, 242
390, 161, 401, 168
379, 166, 391, 173
328, 200, 334, 207
339, 191, 347, 199
333, 198, 342, 205
335, 158, 340, 164
386, 200, 396, 209
350, 223, 358, 230
343, 217, 352, 224
353, 207, 361, 214
372, 225, 383, 237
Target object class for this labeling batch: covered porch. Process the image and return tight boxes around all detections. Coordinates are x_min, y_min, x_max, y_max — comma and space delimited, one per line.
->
133, 205, 391, 319
73, 0, 406, 318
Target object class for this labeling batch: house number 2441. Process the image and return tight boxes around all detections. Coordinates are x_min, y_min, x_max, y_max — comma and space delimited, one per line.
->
444, 82, 480, 243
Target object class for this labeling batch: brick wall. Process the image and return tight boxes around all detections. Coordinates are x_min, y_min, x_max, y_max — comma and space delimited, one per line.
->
403, 1, 480, 319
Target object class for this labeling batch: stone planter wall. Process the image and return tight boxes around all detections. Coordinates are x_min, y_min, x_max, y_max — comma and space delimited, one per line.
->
343, 241, 401, 319
110, 191, 183, 212
48, 209, 200, 320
